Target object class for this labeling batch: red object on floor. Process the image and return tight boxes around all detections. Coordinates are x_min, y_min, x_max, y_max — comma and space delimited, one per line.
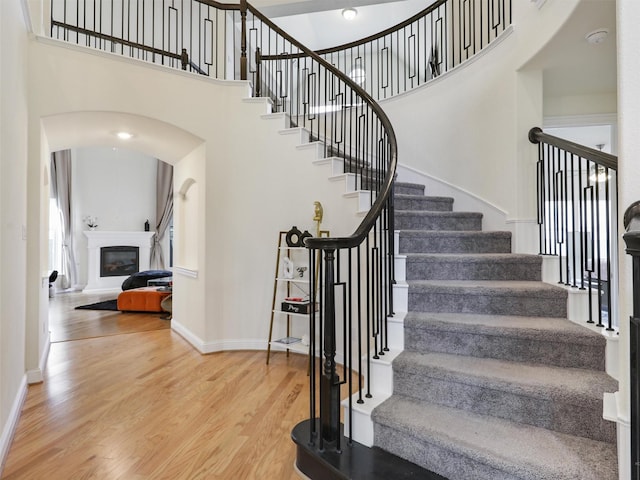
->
117, 287, 172, 312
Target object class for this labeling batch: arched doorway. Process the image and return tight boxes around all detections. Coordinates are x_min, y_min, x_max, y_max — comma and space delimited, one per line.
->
27, 111, 205, 380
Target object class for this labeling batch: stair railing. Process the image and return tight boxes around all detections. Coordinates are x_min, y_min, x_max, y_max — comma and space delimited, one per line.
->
529, 127, 618, 330
242, 4, 398, 453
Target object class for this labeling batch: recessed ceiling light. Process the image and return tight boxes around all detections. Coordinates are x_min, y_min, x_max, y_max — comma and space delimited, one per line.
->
585, 28, 609, 44
342, 8, 357, 20
116, 131, 133, 140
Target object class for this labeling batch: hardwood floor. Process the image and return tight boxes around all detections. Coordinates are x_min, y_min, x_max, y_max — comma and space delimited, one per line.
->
49, 291, 170, 343
2, 293, 348, 479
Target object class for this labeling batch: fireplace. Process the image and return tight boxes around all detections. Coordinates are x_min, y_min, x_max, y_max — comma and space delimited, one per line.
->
100, 246, 139, 277
84, 231, 154, 292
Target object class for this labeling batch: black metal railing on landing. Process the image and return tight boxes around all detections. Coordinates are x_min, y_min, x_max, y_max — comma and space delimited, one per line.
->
50, 0, 244, 77
50, 0, 512, 102
529, 127, 618, 331
310, 0, 512, 101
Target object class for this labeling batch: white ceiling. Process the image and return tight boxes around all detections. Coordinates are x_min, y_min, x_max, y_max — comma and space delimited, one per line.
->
253, 0, 414, 17
523, 0, 617, 98
42, 112, 203, 164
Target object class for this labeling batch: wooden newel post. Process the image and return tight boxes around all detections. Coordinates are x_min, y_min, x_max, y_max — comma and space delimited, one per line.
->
240, 0, 248, 81
623, 200, 640, 480
320, 248, 340, 448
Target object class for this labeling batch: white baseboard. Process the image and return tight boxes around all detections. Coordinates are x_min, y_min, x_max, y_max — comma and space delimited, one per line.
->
171, 320, 266, 354
26, 332, 51, 384
0, 375, 28, 474
171, 319, 355, 371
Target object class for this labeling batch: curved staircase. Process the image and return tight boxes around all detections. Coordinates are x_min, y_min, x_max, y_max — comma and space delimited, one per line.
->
371, 181, 618, 480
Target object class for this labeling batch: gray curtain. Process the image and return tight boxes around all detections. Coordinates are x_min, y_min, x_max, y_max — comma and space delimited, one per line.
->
51, 150, 78, 289
150, 160, 173, 269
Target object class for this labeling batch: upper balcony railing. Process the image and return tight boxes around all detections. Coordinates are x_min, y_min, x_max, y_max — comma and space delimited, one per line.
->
50, 0, 513, 101
310, 0, 512, 100
50, 0, 243, 78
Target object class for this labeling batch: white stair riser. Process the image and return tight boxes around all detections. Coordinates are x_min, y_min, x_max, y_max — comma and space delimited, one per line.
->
296, 142, 325, 160
387, 315, 405, 351
343, 405, 375, 447
395, 255, 406, 282
393, 282, 408, 312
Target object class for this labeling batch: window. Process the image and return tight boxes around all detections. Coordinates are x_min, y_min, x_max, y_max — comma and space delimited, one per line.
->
48, 199, 63, 273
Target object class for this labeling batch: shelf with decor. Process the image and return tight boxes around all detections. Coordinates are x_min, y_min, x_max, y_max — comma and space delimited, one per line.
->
266, 226, 328, 366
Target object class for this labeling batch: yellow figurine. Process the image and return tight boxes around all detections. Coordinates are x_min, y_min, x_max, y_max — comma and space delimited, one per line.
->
313, 201, 323, 236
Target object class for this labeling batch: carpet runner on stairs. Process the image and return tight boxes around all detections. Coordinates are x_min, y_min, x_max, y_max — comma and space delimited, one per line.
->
371, 181, 618, 480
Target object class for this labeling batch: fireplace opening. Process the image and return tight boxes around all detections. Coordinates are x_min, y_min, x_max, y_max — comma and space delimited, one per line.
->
100, 246, 139, 277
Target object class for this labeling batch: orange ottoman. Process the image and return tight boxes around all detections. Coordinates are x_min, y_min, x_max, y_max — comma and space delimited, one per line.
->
117, 287, 172, 312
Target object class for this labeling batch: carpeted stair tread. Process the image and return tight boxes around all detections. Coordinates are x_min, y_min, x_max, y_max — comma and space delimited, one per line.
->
405, 253, 541, 281
394, 351, 617, 407
396, 211, 483, 231
403, 312, 607, 370
405, 253, 539, 263
395, 194, 453, 203
394, 194, 454, 212
398, 230, 512, 253
372, 176, 616, 476
396, 211, 482, 219
405, 311, 606, 347
407, 280, 567, 298
372, 396, 618, 480
392, 351, 617, 442
394, 182, 425, 196
407, 280, 567, 317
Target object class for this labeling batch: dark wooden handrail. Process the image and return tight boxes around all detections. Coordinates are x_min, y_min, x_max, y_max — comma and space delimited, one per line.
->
51, 20, 184, 62
246, 5, 398, 251
191, 0, 239, 9
528, 127, 617, 171
258, 0, 448, 62
314, 0, 447, 55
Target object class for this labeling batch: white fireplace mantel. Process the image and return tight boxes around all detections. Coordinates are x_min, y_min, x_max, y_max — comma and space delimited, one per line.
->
83, 231, 155, 292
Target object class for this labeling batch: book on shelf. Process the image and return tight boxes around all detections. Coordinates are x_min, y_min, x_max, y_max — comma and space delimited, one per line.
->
274, 336, 301, 345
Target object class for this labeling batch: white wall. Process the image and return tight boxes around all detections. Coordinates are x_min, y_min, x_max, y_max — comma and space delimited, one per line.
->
0, 0, 29, 468
544, 93, 617, 118
616, 1, 640, 478
70, 146, 158, 287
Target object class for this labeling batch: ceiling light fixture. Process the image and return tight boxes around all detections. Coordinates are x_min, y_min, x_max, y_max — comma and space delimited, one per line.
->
342, 8, 357, 20
116, 131, 133, 140
585, 28, 609, 45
